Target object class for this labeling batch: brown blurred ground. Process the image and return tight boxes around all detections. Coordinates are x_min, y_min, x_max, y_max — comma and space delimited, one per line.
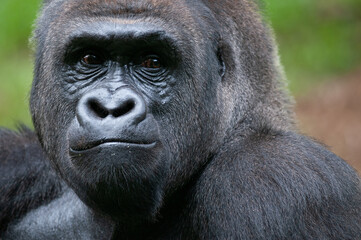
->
296, 67, 361, 173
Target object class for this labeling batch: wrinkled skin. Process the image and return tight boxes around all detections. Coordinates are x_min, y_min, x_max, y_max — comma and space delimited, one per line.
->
1, 0, 361, 239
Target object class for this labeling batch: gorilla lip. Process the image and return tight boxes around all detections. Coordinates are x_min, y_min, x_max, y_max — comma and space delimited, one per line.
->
69, 138, 157, 153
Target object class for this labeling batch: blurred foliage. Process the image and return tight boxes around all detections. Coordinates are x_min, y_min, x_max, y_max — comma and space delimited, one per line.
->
0, 0, 41, 128
266, 0, 361, 93
0, 0, 360, 128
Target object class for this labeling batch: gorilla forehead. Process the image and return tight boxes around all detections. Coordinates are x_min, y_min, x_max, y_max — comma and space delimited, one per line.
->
43, 0, 215, 28
62, 0, 189, 16
37, 0, 221, 63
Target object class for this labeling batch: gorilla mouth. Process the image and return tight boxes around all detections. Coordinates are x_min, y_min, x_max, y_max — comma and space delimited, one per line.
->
69, 138, 157, 153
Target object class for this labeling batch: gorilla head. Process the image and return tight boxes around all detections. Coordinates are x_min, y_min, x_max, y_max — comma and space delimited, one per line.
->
30, 0, 292, 222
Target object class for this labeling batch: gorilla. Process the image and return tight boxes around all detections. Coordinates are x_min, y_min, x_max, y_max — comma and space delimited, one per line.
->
1, 0, 361, 239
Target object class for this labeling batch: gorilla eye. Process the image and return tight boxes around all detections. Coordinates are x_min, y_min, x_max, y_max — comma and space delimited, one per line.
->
82, 54, 104, 65
141, 57, 162, 69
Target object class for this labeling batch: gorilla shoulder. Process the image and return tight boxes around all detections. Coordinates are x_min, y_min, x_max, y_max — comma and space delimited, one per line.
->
190, 128, 361, 239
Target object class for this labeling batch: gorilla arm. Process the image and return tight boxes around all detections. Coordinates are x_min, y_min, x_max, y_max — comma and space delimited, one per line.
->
0, 128, 63, 234
183, 129, 361, 239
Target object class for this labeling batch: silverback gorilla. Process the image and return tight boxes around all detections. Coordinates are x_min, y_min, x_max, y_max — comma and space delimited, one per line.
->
1, 0, 361, 239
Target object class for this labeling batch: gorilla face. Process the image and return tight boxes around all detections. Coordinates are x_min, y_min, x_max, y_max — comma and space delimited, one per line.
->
30, 1, 225, 220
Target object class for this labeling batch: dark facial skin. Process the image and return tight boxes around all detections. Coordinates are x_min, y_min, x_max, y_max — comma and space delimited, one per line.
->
62, 23, 177, 219
30, 9, 224, 222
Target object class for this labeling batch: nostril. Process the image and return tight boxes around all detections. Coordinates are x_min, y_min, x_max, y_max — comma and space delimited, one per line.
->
88, 99, 109, 118
77, 88, 146, 126
112, 100, 135, 118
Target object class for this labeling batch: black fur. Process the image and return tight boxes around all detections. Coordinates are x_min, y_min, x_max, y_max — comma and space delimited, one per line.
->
1, 0, 361, 239
0, 128, 62, 233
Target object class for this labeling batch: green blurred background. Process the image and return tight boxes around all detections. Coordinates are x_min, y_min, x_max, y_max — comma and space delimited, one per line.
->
0, 0, 360, 128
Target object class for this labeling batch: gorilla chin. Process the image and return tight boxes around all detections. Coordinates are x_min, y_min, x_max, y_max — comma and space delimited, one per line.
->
67, 141, 166, 221
66, 118, 166, 220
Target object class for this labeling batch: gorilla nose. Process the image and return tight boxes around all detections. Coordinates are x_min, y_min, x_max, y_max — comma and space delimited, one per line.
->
77, 87, 146, 128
